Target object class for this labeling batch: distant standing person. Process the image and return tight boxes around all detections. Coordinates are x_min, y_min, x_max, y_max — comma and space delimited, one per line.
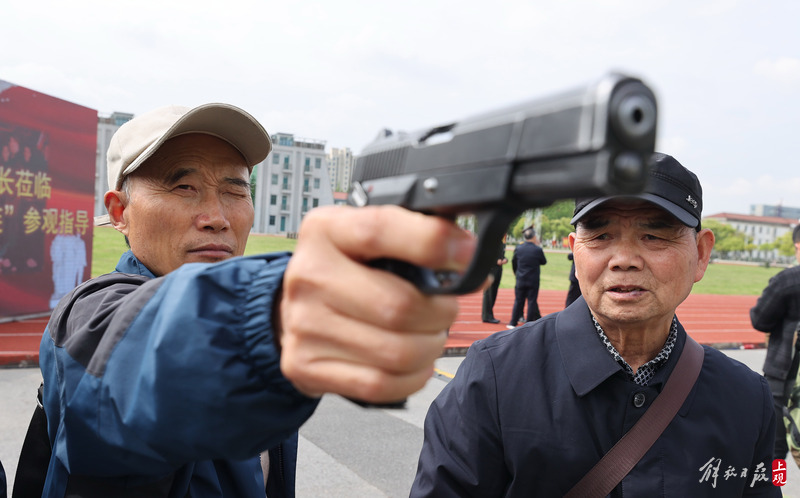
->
482, 235, 509, 324
750, 224, 800, 460
508, 227, 547, 329
565, 252, 581, 307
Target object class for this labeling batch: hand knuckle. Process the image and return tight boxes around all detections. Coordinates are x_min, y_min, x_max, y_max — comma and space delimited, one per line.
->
380, 341, 417, 371
350, 208, 384, 249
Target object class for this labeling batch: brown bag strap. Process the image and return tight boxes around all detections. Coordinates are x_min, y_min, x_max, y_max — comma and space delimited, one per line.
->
565, 335, 705, 498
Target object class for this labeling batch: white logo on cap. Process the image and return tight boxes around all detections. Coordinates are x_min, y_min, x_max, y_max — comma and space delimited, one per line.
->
686, 195, 698, 209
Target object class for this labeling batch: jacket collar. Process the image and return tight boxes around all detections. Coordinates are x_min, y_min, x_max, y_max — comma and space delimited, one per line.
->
556, 297, 687, 397
114, 250, 157, 279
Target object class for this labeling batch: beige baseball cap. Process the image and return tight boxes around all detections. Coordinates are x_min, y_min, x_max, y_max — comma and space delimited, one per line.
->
106, 103, 271, 192
95, 103, 271, 226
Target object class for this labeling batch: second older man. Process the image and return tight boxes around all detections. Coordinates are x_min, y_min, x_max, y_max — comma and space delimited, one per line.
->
411, 153, 778, 497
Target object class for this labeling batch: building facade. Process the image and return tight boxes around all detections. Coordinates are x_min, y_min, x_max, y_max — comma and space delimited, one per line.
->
751, 203, 800, 220
326, 147, 355, 192
704, 212, 798, 262
94, 112, 133, 218
252, 132, 334, 235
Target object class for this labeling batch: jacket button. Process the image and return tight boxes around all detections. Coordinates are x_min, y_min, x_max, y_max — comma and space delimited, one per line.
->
633, 392, 646, 408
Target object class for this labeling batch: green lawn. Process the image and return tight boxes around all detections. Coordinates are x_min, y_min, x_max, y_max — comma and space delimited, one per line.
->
91, 228, 299, 277
501, 249, 781, 296
92, 228, 783, 296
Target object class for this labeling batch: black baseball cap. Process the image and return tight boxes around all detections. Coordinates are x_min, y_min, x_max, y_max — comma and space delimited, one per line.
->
570, 153, 703, 228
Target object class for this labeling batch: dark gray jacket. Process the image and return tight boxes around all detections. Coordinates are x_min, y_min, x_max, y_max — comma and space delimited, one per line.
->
751, 265, 800, 382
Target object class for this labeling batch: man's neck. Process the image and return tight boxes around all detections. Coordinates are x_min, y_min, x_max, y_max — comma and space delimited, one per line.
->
596, 318, 673, 373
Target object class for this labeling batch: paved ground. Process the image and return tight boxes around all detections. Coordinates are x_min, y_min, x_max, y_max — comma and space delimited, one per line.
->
2, 350, 798, 496
0, 288, 783, 495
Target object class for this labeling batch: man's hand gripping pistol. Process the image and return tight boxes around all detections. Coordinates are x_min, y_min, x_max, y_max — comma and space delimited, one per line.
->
348, 72, 658, 295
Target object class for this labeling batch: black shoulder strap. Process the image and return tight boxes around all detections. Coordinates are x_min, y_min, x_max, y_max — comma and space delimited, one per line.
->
565, 336, 705, 498
12, 383, 51, 498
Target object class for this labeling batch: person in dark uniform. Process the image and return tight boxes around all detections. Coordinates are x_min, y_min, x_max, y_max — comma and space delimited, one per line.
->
508, 226, 547, 328
750, 224, 800, 460
565, 252, 582, 307
481, 235, 508, 324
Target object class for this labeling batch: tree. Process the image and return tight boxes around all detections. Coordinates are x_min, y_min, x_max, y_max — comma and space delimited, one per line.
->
541, 199, 575, 220
703, 219, 752, 256
508, 200, 576, 241
768, 231, 796, 257
540, 216, 573, 245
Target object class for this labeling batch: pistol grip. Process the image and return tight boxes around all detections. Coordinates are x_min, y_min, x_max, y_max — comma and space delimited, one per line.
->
369, 258, 460, 292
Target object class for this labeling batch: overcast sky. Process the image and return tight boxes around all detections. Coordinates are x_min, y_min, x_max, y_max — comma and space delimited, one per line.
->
3, 0, 798, 217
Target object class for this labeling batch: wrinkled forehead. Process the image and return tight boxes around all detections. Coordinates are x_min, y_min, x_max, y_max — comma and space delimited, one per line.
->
129, 134, 250, 183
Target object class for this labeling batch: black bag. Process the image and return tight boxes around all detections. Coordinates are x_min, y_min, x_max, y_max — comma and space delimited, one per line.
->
12, 383, 50, 498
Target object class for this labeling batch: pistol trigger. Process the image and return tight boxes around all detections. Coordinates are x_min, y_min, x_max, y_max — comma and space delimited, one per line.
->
349, 182, 369, 207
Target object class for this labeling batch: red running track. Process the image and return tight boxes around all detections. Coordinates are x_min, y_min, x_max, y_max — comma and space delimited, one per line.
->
0, 291, 764, 366
445, 289, 765, 353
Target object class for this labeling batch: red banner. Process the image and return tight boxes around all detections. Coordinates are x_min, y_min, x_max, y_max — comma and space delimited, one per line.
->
0, 80, 97, 318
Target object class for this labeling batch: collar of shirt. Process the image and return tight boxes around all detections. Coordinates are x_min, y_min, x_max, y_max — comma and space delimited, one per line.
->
116, 250, 157, 279
554, 300, 687, 397
591, 315, 678, 386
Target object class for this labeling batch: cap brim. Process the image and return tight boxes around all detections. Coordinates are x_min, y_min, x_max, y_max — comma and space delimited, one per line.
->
570, 193, 699, 227
120, 103, 271, 184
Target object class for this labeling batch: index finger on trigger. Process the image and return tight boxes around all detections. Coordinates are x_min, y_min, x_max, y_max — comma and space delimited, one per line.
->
313, 205, 477, 272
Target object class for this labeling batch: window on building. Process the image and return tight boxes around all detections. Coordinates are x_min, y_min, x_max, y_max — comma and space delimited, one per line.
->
284, 156, 290, 169
272, 154, 279, 164
313, 178, 320, 189
312, 198, 319, 208
282, 176, 289, 190
305, 158, 310, 167
280, 216, 286, 231
270, 195, 277, 206
269, 215, 275, 226
315, 158, 322, 169
271, 174, 278, 185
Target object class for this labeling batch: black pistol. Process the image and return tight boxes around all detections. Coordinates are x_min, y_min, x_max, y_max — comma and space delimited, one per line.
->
348, 72, 658, 295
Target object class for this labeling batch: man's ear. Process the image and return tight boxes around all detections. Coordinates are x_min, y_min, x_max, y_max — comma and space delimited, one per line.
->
104, 190, 129, 235
694, 228, 715, 283
568, 232, 578, 280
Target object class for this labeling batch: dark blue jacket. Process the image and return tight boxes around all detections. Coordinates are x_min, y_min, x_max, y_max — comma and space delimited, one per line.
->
412, 297, 778, 497
511, 242, 546, 287
39, 251, 319, 497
